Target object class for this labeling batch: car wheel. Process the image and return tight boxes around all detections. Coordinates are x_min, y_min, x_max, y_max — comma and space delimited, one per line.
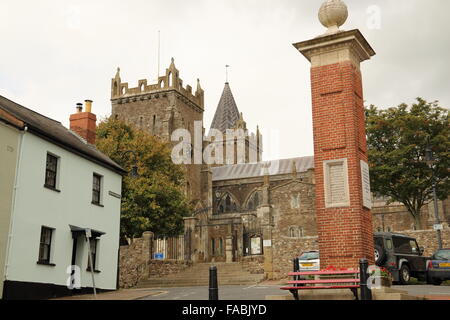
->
399, 265, 410, 285
374, 245, 386, 265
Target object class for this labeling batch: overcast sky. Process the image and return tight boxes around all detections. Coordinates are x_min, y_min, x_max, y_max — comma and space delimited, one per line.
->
1, 0, 449, 160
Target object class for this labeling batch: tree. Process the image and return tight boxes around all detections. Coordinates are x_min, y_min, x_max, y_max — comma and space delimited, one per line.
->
366, 98, 450, 229
96, 118, 192, 241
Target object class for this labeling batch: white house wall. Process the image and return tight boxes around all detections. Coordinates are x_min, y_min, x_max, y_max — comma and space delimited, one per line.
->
5, 132, 122, 291
0, 122, 21, 299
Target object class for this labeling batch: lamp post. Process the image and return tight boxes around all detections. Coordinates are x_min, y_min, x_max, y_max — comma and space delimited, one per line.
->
425, 146, 443, 250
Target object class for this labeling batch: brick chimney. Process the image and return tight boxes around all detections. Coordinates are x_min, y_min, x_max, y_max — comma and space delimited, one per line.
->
70, 100, 97, 144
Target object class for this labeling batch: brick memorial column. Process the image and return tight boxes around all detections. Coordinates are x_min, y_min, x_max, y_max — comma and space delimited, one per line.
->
293, 0, 376, 269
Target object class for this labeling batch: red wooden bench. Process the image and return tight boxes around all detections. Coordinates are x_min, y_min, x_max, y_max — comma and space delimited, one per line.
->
280, 269, 360, 300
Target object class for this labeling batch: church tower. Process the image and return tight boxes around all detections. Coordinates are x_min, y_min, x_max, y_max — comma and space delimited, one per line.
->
111, 58, 204, 203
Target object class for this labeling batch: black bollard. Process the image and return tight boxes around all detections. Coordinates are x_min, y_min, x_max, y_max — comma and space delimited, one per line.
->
359, 258, 372, 301
209, 265, 219, 300
294, 257, 300, 273
293, 257, 300, 286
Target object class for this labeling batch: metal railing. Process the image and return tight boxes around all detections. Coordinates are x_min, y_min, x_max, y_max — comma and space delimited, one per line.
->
152, 235, 187, 261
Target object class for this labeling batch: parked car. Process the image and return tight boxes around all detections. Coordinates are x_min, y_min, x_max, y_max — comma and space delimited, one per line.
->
374, 232, 430, 285
297, 251, 320, 272
426, 248, 450, 286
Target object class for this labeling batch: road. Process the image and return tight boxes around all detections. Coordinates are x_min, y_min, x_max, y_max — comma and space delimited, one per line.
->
139, 283, 450, 300
139, 284, 283, 300
393, 284, 450, 298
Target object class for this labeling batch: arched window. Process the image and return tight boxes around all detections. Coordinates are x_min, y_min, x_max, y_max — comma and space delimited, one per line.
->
291, 193, 300, 209
168, 72, 173, 87
140, 83, 145, 92
288, 226, 303, 238
217, 193, 239, 214
246, 191, 262, 211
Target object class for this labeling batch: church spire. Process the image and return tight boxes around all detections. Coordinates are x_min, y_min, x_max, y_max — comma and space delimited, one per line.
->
210, 82, 240, 133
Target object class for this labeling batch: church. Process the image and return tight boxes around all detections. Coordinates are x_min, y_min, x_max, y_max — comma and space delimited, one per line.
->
111, 58, 449, 279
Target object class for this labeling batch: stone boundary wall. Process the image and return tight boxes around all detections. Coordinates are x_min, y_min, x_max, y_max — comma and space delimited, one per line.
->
272, 236, 319, 280
148, 260, 193, 278
401, 229, 450, 256
241, 255, 265, 275
119, 232, 193, 288
119, 233, 152, 289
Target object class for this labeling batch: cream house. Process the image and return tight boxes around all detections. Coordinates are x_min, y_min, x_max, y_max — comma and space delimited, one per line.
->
0, 96, 125, 300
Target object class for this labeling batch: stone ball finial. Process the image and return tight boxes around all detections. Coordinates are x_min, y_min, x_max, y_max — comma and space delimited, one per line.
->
318, 0, 348, 34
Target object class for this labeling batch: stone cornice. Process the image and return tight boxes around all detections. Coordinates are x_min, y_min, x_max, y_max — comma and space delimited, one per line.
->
293, 29, 376, 66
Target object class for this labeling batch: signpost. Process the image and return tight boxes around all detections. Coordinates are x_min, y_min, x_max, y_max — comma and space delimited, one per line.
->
85, 228, 97, 299
154, 253, 165, 260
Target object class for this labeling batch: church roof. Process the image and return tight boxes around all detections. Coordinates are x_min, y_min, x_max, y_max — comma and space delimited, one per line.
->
212, 156, 315, 181
210, 82, 240, 133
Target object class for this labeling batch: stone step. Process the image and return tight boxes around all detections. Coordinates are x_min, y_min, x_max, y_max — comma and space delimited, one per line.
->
136, 279, 262, 288
137, 262, 265, 288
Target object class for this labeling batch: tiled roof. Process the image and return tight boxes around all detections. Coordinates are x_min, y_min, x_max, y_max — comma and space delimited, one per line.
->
212, 156, 315, 181
210, 82, 240, 133
0, 95, 125, 174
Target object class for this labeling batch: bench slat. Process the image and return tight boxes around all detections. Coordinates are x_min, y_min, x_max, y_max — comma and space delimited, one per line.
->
288, 270, 359, 276
287, 279, 360, 285
281, 285, 360, 290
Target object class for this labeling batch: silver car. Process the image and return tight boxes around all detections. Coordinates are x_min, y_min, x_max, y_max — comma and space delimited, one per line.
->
298, 251, 320, 272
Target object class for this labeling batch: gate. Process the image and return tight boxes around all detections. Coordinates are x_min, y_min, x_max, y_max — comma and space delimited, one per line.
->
152, 235, 186, 261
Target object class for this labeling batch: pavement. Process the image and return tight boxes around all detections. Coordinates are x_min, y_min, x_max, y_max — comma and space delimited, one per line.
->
51, 288, 164, 300
392, 284, 450, 300
51, 281, 450, 300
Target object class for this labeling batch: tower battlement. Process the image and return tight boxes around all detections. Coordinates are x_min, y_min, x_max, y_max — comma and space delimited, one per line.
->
111, 58, 204, 110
